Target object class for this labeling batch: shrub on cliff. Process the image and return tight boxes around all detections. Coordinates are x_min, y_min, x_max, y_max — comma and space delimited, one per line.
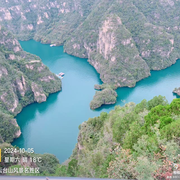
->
0, 26, 62, 144
73, 96, 180, 179
0, 113, 19, 143
113, 111, 141, 143
160, 119, 180, 140
147, 95, 168, 110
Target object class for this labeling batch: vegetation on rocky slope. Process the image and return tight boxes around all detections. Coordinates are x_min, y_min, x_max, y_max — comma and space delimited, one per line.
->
1, 0, 180, 103
0, 0, 96, 44
0, 25, 61, 143
64, 0, 180, 88
0, 25, 62, 176
54, 96, 180, 179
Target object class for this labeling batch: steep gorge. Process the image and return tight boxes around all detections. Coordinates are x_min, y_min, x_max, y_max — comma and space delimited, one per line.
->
0, 0, 180, 108
0, 25, 61, 143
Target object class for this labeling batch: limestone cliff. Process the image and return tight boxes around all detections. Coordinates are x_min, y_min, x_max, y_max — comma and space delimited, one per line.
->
0, 26, 62, 143
0, 0, 96, 44
64, 0, 179, 88
88, 15, 150, 88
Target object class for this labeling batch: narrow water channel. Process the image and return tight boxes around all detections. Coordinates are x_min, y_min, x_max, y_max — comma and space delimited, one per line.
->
12, 40, 180, 163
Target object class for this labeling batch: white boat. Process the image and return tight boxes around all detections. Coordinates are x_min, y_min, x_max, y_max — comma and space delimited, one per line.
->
58, 72, 65, 76
56, 72, 65, 79
50, 44, 56, 47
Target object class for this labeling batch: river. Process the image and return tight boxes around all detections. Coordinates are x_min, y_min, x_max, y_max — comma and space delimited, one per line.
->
12, 40, 180, 163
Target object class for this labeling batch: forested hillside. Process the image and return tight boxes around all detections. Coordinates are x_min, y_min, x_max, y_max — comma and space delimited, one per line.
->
0, 0, 97, 44
57, 96, 180, 179
0, 0, 180, 108
64, 0, 180, 87
0, 25, 61, 143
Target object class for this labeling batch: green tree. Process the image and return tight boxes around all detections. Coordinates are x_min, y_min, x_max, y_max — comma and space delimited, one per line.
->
147, 95, 168, 110
67, 159, 78, 176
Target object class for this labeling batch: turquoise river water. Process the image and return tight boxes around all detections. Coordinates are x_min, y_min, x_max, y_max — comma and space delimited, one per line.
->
12, 40, 180, 163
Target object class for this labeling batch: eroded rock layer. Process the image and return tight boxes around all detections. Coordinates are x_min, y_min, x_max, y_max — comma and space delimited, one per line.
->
0, 26, 61, 143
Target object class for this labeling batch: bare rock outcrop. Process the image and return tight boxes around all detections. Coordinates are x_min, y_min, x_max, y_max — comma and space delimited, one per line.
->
31, 82, 47, 103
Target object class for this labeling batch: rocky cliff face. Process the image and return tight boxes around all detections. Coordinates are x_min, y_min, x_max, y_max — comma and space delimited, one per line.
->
0, 0, 96, 44
64, 0, 179, 88
0, 26, 61, 143
88, 15, 151, 87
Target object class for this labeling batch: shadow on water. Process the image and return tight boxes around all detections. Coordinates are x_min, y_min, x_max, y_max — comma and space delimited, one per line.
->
173, 92, 180, 99
12, 92, 60, 147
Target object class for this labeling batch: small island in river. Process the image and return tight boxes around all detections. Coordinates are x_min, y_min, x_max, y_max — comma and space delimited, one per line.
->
90, 88, 117, 110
